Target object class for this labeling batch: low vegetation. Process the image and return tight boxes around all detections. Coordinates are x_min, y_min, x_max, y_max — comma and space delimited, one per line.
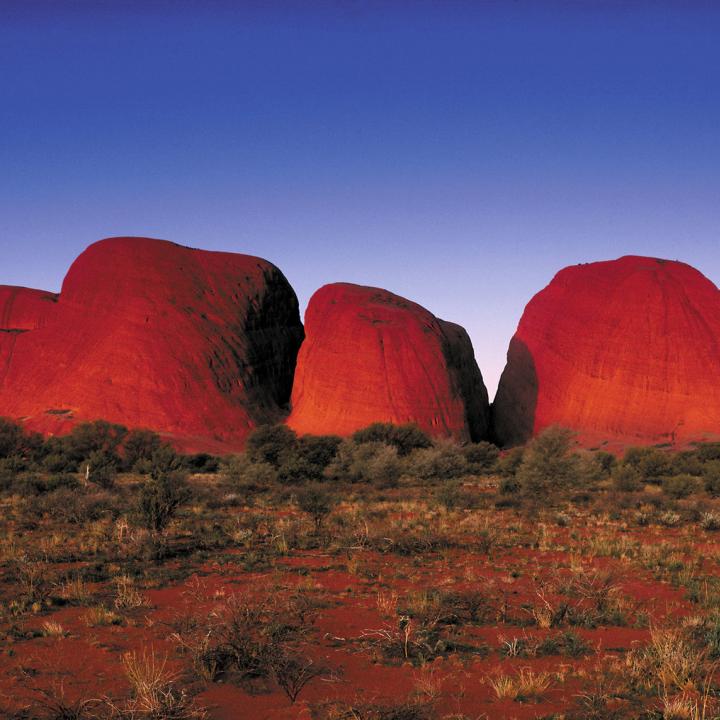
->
2, 417, 720, 718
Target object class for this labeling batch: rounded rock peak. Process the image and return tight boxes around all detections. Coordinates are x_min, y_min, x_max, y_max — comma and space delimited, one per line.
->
0, 237, 304, 452
288, 281, 489, 441
493, 254, 720, 447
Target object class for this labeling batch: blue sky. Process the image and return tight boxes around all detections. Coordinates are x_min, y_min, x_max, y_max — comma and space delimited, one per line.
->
1, 1, 719, 396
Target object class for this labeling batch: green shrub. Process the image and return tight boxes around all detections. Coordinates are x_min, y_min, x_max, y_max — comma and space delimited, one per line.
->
83, 449, 119, 489
496, 447, 524, 478
224, 454, 277, 488
246, 425, 298, 468
612, 464, 643, 492
352, 422, 431, 456
462, 441, 500, 474
435, 482, 462, 510
594, 450, 617, 478
277, 434, 341, 484
515, 426, 578, 502
147, 444, 183, 480
122, 428, 162, 471
693, 442, 720, 463
325, 440, 402, 487
184, 453, 220, 473
703, 460, 720, 496
623, 447, 672, 484
137, 472, 190, 535
662, 473, 699, 499
407, 442, 468, 481
296, 485, 337, 531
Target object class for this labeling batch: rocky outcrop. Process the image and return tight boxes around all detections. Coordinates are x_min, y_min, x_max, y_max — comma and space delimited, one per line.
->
493, 256, 720, 447
0, 285, 58, 331
0, 237, 304, 452
287, 283, 489, 441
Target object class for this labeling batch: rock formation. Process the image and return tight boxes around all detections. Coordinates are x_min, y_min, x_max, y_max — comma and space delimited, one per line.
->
0, 237, 304, 452
0, 285, 58, 331
493, 255, 720, 447
287, 283, 489, 441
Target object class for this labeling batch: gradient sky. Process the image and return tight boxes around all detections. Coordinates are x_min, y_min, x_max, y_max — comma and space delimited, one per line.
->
2, 1, 719, 397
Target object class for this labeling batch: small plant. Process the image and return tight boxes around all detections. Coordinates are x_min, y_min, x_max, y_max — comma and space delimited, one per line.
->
41, 620, 67, 637
700, 512, 720, 531
137, 472, 190, 536
663, 473, 699, 499
113, 574, 149, 610
296, 485, 337, 532
84, 605, 123, 627
271, 652, 325, 703
488, 667, 552, 701
118, 647, 205, 719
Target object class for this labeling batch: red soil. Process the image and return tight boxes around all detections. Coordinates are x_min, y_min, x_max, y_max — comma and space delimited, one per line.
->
287, 283, 490, 442
494, 256, 720, 447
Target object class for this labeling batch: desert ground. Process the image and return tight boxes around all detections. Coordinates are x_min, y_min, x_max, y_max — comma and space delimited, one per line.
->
2, 421, 720, 720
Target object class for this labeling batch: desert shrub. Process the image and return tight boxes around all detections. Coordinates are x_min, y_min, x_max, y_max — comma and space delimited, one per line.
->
593, 450, 617, 477
497, 446, 524, 479
352, 422, 431, 456
277, 434, 341, 484
623, 446, 673, 484
246, 424, 298, 468
122, 428, 163, 471
515, 426, 579, 502
224, 454, 277, 488
693, 441, 720, 463
407, 442, 468, 481
662, 473, 699, 499
184, 452, 220, 473
146, 443, 183, 480
39, 487, 119, 524
326, 440, 402, 487
612, 464, 643, 492
296, 485, 337, 531
703, 460, 720, 496
84, 449, 119, 488
435, 482, 462, 511
671, 450, 705, 476
173, 592, 313, 683
42, 446, 78, 473
65, 420, 127, 462
11, 472, 79, 497
137, 472, 190, 535
0, 416, 24, 458
462, 441, 500, 474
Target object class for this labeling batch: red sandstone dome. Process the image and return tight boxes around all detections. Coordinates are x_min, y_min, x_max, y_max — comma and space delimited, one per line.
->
0, 285, 59, 381
0, 237, 304, 452
0, 285, 58, 331
493, 255, 720, 447
287, 283, 489, 441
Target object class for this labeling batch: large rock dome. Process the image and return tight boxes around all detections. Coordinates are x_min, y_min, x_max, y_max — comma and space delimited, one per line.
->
493, 256, 720, 447
287, 282, 489, 441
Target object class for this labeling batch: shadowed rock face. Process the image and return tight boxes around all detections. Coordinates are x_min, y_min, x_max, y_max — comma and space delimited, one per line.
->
493, 255, 720, 447
287, 283, 490, 441
0, 237, 304, 452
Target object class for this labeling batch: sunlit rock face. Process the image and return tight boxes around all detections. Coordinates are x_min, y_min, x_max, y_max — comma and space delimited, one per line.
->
0, 237, 304, 453
287, 282, 490, 441
493, 256, 720, 447
0, 285, 58, 331
0, 285, 59, 383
